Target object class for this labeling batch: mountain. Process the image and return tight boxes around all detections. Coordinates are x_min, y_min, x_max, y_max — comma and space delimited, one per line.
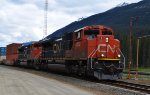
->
43, 0, 150, 68
46, 0, 150, 39
116, 2, 129, 7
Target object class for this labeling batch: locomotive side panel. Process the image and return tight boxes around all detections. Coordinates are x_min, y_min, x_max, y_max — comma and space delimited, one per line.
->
31, 46, 42, 59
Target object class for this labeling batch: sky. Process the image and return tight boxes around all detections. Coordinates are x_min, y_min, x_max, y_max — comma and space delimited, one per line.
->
0, 0, 142, 46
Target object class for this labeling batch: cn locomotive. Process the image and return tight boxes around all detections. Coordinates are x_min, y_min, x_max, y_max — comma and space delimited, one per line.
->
6, 25, 125, 80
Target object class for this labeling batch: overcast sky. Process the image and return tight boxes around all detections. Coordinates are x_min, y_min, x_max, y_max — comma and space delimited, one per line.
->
0, 0, 142, 46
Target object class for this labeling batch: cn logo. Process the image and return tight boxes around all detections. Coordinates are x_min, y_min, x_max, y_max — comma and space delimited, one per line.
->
98, 44, 116, 53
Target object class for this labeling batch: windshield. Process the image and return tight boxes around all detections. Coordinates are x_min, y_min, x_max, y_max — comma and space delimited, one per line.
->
102, 31, 112, 35
84, 30, 99, 39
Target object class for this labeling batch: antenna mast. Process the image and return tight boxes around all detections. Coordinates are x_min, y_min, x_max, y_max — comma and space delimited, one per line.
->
44, 0, 48, 38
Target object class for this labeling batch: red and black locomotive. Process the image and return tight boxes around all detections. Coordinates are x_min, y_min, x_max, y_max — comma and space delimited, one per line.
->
6, 25, 125, 80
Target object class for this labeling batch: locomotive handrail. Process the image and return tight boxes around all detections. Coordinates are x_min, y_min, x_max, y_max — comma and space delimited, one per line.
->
88, 46, 125, 70
88, 49, 96, 58
118, 49, 125, 69
35, 52, 42, 59
90, 48, 99, 69
87, 46, 99, 69
88, 49, 96, 69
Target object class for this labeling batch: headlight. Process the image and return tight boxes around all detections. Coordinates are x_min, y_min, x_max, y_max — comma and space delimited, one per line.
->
106, 37, 109, 42
118, 54, 121, 58
101, 54, 104, 57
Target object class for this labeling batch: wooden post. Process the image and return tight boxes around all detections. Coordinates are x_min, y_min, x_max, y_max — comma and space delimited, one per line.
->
128, 17, 133, 79
135, 39, 139, 80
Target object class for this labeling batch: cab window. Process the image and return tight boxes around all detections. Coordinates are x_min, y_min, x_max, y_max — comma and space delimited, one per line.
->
102, 31, 112, 35
75, 30, 82, 39
84, 30, 99, 39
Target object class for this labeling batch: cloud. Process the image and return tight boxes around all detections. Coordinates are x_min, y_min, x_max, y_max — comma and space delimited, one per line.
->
0, 1, 43, 46
0, 0, 141, 46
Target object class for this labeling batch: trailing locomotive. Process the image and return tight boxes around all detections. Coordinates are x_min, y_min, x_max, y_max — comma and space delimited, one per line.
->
17, 42, 42, 68
6, 25, 125, 80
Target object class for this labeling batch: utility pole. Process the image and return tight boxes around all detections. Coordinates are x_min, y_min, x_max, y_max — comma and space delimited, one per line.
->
128, 17, 133, 79
128, 16, 139, 79
43, 0, 48, 38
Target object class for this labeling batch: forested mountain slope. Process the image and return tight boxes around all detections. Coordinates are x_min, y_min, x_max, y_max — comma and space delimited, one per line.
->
45, 0, 150, 68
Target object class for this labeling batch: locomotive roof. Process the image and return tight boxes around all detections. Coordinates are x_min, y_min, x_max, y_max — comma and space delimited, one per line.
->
73, 25, 113, 32
37, 37, 60, 45
21, 41, 36, 47
40, 25, 113, 43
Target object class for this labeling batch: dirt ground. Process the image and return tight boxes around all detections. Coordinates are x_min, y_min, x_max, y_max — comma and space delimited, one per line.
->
0, 65, 109, 95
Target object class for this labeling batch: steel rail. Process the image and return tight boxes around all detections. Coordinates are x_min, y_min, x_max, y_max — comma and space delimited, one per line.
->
101, 80, 150, 94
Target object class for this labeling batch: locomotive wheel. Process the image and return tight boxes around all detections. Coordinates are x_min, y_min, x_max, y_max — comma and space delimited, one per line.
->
65, 64, 73, 74
68, 65, 73, 74
34, 64, 40, 70
34, 60, 40, 70
117, 73, 123, 79
41, 63, 48, 71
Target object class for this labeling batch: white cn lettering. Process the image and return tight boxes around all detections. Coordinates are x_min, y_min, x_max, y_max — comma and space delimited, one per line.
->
107, 45, 116, 53
98, 44, 116, 53
98, 44, 107, 52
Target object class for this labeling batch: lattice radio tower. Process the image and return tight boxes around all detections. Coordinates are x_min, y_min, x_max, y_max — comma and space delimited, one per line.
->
43, 0, 48, 38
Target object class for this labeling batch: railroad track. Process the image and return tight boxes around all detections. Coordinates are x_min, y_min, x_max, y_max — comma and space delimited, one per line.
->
101, 80, 150, 94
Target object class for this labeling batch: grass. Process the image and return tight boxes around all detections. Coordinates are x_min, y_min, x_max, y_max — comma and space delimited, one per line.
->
123, 73, 150, 80
124, 68, 150, 73
138, 68, 150, 72
123, 68, 150, 80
